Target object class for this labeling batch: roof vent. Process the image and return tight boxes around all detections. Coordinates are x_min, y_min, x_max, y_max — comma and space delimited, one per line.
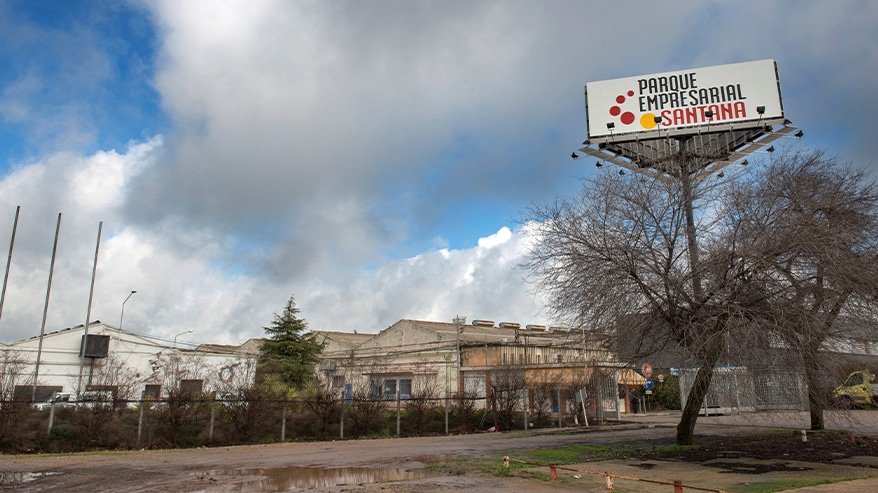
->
525, 324, 546, 331
498, 322, 520, 329
472, 320, 495, 327
549, 326, 565, 332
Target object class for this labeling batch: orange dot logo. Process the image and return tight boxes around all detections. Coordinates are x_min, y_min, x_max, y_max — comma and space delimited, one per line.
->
640, 113, 658, 129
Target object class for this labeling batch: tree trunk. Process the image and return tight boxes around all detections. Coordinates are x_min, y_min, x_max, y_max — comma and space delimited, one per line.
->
676, 338, 723, 445
802, 342, 826, 430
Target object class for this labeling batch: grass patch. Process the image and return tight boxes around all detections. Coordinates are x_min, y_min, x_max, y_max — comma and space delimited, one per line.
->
733, 477, 859, 493
521, 444, 632, 464
652, 443, 696, 453
486, 443, 637, 481
423, 457, 470, 476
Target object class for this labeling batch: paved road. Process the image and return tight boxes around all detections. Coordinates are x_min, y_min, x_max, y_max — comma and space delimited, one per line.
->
627, 409, 878, 435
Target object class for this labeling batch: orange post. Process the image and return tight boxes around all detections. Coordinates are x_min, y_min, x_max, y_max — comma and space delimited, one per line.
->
604, 472, 614, 490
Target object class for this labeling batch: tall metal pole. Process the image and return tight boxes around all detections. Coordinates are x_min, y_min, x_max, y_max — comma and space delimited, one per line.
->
679, 155, 704, 301
0, 205, 20, 324
32, 213, 62, 402
77, 221, 103, 397
453, 315, 466, 399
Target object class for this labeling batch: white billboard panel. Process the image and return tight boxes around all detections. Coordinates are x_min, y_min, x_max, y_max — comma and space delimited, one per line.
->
586, 59, 783, 142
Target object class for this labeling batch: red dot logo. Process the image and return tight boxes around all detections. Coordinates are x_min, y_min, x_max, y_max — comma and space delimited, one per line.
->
608, 90, 637, 127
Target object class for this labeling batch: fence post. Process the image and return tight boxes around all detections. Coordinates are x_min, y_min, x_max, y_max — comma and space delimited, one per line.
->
47, 401, 56, 434
209, 399, 216, 441
613, 369, 621, 421
281, 402, 287, 442
396, 388, 401, 437
523, 390, 528, 431
557, 388, 562, 428
340, 389, 345, 440
444, 393, 449, 435
579, 389, 589, 427
137, 396, 145, 444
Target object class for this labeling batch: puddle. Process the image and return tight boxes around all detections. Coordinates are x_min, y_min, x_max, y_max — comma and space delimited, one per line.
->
0, 471, 61, 485
197, 466, 432, 491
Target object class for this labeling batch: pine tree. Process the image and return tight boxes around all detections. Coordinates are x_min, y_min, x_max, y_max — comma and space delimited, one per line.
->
258, 295, 324, 391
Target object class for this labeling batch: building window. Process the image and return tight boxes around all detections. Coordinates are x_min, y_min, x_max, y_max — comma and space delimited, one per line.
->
332, 375, 345, 389
373, 376, 413, 400
383, 379, 397, 399
370, 379, 382, 400
399, 379, 412, 399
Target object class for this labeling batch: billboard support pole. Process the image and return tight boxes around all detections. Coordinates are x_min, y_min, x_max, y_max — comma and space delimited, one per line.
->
680, 157, 703, 301
32, 213, 62, 402
0, 205, 20, 325
76, 221, 103, 398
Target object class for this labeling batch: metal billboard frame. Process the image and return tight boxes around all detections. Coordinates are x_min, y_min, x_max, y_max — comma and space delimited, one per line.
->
575, 119, 800, 182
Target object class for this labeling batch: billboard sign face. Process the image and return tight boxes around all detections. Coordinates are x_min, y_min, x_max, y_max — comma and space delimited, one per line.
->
586, 59, 783, 142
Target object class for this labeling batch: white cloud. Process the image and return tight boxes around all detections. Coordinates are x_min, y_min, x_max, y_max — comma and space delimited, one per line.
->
3, 0, 878, 347
0, 134, 546, 344
478, 226, 513, 249
298, 224, 546, 333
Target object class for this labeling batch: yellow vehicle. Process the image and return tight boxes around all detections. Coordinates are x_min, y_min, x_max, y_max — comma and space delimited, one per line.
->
832, 370, 878, 408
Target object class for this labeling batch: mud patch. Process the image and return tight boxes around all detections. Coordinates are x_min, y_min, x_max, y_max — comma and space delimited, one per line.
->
194, 466, 432, 491
706, 460, 813, 474
0, 471, 61, 486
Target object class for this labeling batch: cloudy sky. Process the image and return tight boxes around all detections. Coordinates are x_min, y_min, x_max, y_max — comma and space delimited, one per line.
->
0, 1, 875, 346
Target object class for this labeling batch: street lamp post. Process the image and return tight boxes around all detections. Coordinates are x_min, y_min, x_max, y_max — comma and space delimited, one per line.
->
453, 315, 466, 400
174, 329, 193, 348
120, 290, 137, 330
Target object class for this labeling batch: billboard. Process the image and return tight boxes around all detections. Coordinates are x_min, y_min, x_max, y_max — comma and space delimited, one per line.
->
585, 59, 783, 142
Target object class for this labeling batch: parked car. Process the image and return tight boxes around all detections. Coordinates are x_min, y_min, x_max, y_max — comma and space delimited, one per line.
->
34, 392, 78, 411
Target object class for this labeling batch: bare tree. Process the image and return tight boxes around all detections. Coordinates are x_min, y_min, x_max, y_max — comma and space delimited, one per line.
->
300, 379, 341, 438
150, 351, 211, 445
405, 374, 441, 435
529, 371, 555, 428
455, 385, 480, 433
0, 348, 27, 403
86, 353, 141, 405
526, 171, 764, 445
214, 356, 272, 442
0, 349, 31, 450
345, 375, 387, 437
333, 359, 395, 437
488, 365, 525, 431
726, 150, 878, 429
563, 370, 591, 425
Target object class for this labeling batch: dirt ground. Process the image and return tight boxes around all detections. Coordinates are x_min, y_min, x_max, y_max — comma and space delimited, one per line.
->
3, 411, 878, 492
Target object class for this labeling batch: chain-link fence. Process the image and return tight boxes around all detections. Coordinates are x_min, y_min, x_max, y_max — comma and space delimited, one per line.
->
1, 371, 639, 454
678, 367, 809, 414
